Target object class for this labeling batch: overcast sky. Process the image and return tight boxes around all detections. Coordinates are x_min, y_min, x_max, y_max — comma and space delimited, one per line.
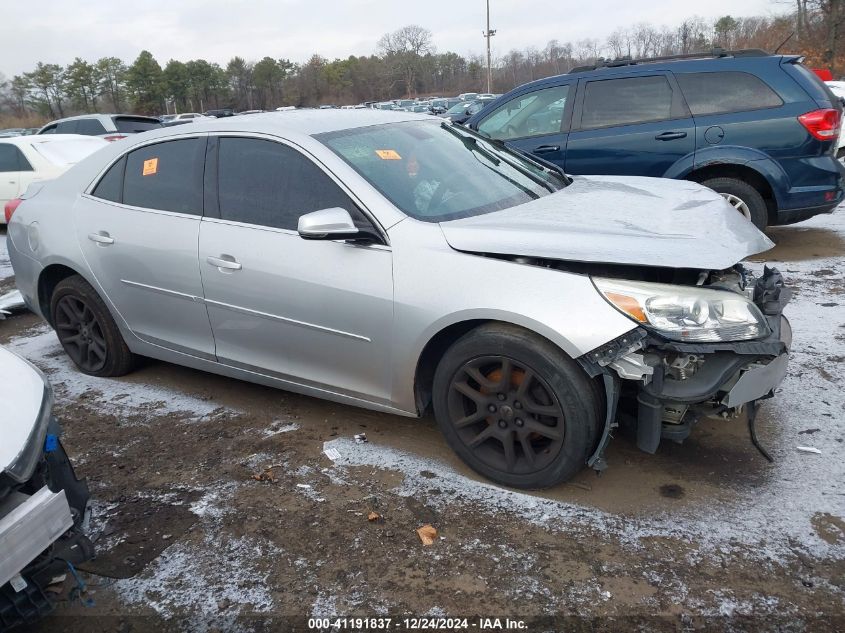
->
4, 0, 781, 77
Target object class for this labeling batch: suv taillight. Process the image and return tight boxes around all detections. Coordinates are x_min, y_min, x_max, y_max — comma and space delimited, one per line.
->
103, 134, 127, 142
798, 108, 841, 140
4, 198, 22, 223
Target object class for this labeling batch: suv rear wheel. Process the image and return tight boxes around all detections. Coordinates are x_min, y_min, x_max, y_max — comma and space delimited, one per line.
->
432, 324, 600, 489
701, 177, 768, 230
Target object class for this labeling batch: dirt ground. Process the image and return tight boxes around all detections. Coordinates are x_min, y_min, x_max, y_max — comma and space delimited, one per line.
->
1, 211, 844, 632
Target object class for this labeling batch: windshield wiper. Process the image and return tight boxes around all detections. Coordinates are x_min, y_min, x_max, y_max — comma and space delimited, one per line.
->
484, 137, 571, 187
441, 122, 502, 166
441, 122, 556, 193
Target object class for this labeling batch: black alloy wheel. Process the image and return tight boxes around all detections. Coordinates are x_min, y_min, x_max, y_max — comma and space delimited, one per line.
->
446, 355, 566, 476
54, 294, 108, 373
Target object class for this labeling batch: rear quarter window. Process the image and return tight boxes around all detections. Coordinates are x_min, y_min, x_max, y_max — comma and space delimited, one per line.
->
676, 72, 783, 115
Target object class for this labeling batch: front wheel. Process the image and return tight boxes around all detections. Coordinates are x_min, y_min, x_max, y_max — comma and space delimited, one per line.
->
50, 275, 136, 377
432, 324, 601, 489
701, 177, 769, 230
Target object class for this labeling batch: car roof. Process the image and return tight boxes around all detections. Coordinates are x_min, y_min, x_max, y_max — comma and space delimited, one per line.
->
159, 108, 431, 137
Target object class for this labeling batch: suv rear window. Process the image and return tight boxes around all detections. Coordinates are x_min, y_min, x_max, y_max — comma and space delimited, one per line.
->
581, 76, 674, 129
676, 72, 783, 115
113, 117, 162, 133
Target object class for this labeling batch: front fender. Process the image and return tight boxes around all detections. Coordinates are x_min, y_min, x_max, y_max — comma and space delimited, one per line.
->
684, 145, 789, 208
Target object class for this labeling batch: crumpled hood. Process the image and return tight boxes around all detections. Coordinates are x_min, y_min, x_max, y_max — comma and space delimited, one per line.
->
440, 175, 774, 269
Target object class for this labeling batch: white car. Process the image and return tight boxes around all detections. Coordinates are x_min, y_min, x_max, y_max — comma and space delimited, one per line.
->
826, 81, 845, 157
0, 134, 109, 224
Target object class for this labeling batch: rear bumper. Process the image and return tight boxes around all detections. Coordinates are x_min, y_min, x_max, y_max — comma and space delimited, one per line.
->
775, 201, 839, 225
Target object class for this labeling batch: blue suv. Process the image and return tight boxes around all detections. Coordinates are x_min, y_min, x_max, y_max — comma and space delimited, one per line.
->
465, 49, 845, 229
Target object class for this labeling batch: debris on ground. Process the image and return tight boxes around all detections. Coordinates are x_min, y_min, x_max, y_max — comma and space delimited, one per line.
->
251, 466, 280, 483
323, 446, 341, 461
796, 446, 822, 454
368, 511, 382, 522
798, 428, 821, 435
354, 433, 368, 444
416, 524, 437, 545
0, 289, 25, 318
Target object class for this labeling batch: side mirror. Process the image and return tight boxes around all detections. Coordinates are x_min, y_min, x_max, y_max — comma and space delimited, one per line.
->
297, 207, 380, 243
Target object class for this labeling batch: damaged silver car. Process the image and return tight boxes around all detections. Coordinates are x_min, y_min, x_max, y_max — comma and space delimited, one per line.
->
6, 110, 790, 488
0, 346, 92, 629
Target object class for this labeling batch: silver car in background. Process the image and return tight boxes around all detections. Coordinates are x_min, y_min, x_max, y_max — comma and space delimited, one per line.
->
7, 110, 791, 488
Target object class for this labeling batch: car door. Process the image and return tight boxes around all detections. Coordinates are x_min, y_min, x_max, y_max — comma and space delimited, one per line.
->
0, 143, 27, 207
76, 136, 216, 359
565, 73, 695, 177
199, 135, 394, 403
473, 83, 573, 167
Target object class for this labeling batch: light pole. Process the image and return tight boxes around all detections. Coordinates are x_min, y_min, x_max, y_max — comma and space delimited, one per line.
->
483, 0, 496, 93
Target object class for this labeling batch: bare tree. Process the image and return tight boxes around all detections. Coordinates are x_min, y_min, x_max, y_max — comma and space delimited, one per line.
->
378, 25, 435, 97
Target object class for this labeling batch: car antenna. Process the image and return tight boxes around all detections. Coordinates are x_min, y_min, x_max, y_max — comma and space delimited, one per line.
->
774, 31, 795, 54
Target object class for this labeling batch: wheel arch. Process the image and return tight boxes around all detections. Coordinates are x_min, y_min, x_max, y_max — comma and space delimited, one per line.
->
684, 155, 787, 225
411, 316, 598, 416
37, 262, 86, 326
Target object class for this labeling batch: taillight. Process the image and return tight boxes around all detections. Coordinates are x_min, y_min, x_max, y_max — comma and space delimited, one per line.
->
798, 108, 841, 140
4, 198, 22, 223
103, 134, 127, 142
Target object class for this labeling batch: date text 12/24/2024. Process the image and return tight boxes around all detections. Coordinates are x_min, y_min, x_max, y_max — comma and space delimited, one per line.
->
307, 618, 528, 630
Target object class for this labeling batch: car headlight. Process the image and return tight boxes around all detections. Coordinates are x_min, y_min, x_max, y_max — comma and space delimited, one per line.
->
593, 278, 768, 342
3, 364, 53, 484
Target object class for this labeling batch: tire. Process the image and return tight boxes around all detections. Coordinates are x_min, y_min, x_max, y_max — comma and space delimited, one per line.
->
432, 323, 601, 489
701, 177, 768, 230
50, 275, 136, 377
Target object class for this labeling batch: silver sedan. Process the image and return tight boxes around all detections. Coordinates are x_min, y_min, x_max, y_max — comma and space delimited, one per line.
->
7, 110, 791, 488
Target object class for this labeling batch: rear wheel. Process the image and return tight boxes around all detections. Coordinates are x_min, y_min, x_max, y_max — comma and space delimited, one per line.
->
50, 275, 135, 377
701, 177, 768, 230
432, 324, 600, 489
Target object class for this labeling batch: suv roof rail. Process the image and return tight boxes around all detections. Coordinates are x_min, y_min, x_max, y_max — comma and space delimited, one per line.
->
568, 48, 771, 74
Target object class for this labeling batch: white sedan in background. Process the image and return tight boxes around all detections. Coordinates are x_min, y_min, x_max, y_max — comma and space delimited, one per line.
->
1, 134, 108, 223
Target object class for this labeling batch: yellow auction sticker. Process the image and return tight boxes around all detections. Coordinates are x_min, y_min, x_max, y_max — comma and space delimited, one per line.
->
375, 149, 401, 160
142, 158, 158, 176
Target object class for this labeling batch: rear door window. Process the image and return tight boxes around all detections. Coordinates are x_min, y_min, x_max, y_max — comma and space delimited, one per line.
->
676, 72, 783, 115
122, 138, 204, 214
477, 85, 570, 140
114, 117, 162, 133
216, 137, 365, 231
56, 120, 78, 133
580, 76, 674, 129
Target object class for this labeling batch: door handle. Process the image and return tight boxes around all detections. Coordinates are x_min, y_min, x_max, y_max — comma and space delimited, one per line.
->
654, 131, 687, 141
533, 144, 560, 153
206, 255, 242, 271
87, 231, 114, 246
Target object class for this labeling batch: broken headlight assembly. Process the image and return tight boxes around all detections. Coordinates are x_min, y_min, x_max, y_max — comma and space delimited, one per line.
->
593, 278, 769, 343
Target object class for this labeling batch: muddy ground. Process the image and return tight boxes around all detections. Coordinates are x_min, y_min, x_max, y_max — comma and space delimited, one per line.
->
1, 211, 844, 632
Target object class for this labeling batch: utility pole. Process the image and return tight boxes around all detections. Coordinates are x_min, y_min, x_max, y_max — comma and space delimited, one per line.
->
483, 0, 496, 93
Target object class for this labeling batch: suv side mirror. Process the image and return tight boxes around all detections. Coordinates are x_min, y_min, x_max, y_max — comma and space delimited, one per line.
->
297, 207, 380, 243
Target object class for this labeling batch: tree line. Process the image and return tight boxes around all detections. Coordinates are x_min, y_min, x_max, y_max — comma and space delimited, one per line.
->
1, 3, 842, 125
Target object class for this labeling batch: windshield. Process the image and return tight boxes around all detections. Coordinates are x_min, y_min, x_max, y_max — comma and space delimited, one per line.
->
316, 120, 568, 222
31, 137, 108, 166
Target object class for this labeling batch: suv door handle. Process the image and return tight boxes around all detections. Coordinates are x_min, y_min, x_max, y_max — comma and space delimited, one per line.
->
654, 131, 687, 141
533, 144, 560, 153
206, 255, 242, 271
88, 231, 114, 246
